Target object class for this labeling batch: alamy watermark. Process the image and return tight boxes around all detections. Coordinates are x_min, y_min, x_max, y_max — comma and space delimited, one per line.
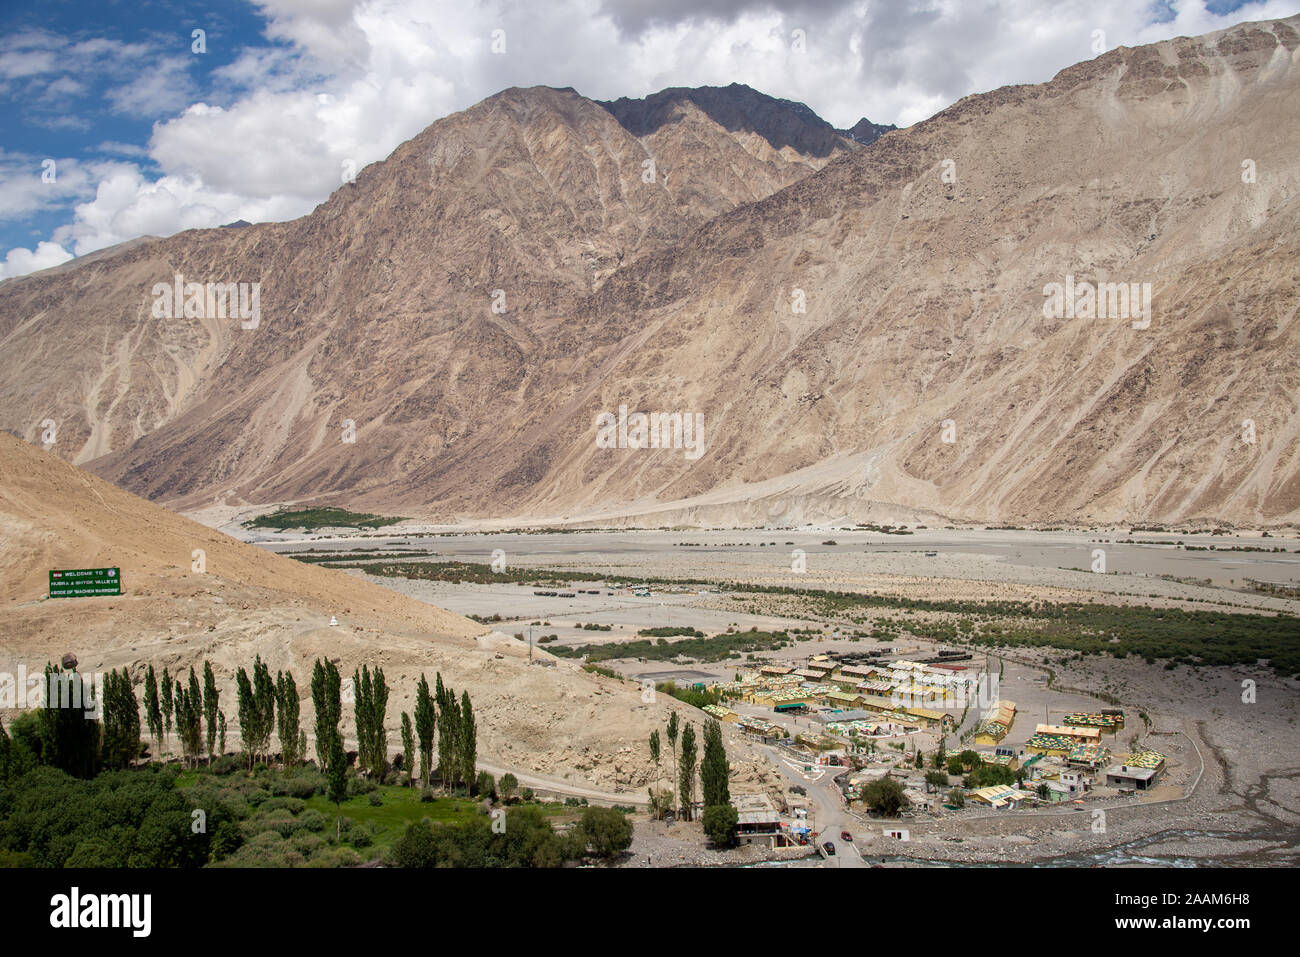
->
0, 666, 103, 718
595, 404, 705, 460
152, 274, 261, 329
1043, 274, 1151, 329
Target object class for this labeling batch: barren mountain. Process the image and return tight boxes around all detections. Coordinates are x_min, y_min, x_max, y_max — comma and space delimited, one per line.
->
0, 431, 694, 792
2, 16, 1299, 527
843, 117, 897, 146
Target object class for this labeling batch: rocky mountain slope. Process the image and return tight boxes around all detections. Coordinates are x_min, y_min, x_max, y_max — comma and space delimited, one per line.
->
2, 16, 1298, 527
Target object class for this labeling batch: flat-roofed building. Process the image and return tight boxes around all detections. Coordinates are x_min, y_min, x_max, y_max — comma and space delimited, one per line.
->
823, 690, 863, 709
1105, 763, 1163, 791
702, 704, 739, 724
733, 793, 785, 847
970, 785, 1035, 809
836, 664, 876, 681
903, 707, 954, 731
974, 700, 1017, 745
1035, 723, 1102, 744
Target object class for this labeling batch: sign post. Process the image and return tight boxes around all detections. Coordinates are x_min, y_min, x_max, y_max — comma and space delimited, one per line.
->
48, 567, 122, 598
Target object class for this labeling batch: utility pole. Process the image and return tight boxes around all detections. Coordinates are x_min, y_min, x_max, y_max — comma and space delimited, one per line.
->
529, 624, 533, 664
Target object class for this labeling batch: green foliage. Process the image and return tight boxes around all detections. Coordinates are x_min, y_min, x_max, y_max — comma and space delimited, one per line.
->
435, 674, 459, 792
235, 657, 275, 767
275, 670, 301, 766
37, 666, 100, 779
637, 626, 704, 638
311, 658, 342, 769
861, 777, 909, 817
555, 630, 792, 664
243, 506, 406, 531
701, 804, 738, 847
498, 772, 518, 802
578, 806, 633, 861
400, 712, 416, 786
352, 664, 389, 779
678, 723, 698, 821
459, 690, 477, 793
159, 667, 173, 746
143, 665, 162, 757
414, 673, 435, 787
202, 662, 219, 762
0, 765, 211, 867
326, 728, 349, 837
656, 682, 723, 710
391, 805, 588, 868
700, 720, 730, 808
101, 668, 140, 771
963, 763, 1017, 788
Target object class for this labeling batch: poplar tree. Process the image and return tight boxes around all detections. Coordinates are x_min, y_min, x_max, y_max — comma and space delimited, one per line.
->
678, 723, 698, 822
435, 675, 460, 793
202, 662, 219, 764
275, 670, 301, 766
252, 656, 276, 763
666, 712, 680, 799
352, 664, 389, 778
174, 675, 203, 768
414, 673, 436, 787
701, 719, 730, 808
311, 658, 342, 768
217, 710, 227, 755
160, 667, 173, 751
143, 665, 162, 759
459, 690, 477, 791
370, 666, 389, 777
400, 712, 415, 786
101, 669, 140, 770
235, 667, 256, 768
326, 729, 348, 841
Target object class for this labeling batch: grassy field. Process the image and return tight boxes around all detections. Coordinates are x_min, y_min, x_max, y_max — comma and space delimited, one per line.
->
299, 786, 574, 847
244, 506, 407, 531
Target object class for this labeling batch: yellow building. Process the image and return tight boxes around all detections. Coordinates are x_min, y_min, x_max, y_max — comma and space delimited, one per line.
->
903, 707, 954, 731
703, 704, 740, 723
974, 700, 1017, 745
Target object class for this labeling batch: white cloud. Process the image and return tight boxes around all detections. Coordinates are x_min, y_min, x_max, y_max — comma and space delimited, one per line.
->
0, 240, 74, 279
4, 0, 1298, 278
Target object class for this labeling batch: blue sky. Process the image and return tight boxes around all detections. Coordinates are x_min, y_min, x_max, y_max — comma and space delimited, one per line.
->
0, 0, 1291, 278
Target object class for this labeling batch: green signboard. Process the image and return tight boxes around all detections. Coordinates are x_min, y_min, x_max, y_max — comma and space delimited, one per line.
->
49, 567, 122, 598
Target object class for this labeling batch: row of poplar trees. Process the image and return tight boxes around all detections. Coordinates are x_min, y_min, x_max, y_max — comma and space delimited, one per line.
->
140, 658, 297, 769
311, 660, 478, 791
648, 713, 731, 823
2, 658, 480, 789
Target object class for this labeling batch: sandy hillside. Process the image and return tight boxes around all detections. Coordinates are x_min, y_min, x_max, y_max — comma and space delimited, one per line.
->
0, 431, 710, 793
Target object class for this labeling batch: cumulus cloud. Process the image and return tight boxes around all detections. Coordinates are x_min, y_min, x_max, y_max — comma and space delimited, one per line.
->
0, 240, 74, 278
4, 0, 1297, 279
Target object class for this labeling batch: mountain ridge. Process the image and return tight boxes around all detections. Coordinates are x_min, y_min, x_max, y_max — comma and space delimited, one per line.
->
3, 15, 1299, 527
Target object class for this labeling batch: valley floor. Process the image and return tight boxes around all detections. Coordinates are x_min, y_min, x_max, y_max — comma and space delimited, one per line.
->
227, 523, 1300, 867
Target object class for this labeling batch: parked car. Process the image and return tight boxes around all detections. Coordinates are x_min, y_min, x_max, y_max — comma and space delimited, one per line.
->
840, 831, 853, 843
823, 842, 836, 856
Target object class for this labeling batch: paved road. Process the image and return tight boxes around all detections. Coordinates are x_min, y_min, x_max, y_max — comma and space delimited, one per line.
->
763, 745, 865, 868
476, 760, 649, 807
